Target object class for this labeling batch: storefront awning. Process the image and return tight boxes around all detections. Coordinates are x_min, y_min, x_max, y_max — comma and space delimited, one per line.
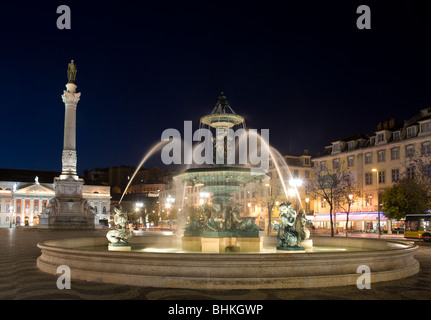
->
313, 212, 388, 222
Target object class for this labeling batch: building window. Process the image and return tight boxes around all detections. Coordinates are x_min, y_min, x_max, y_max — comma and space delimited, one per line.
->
321, 198, 327, 208
391, 147, 400, 160
348, 141, 355, 150
103, 206, 107, 214
421, 142, 431, 156
333, 144, 340, 152
407, 127, 416, 138
370, 137, 375, 145
393, 131, 400, 141
421, 122, 430, 134
378, 171, 385, 184
304, 170, 310, 179
406, 166, 415, 179
320, 161, 326, 171
377, 150, 386, 163
391, 169, 400, 183
332, 158, 340, 169
377, 133, 385, 143
406, 145, 415, 158
347, 156, 354, 167
16, 200, 21, 214
365, 173, 373, 185
293, 170, 299, 178
365, 153, 372, 164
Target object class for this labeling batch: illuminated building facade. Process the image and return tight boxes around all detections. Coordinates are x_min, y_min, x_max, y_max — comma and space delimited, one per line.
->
312, 108, 431, 232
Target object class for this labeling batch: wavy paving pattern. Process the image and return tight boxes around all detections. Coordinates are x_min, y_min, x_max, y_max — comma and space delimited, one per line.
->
0, 228, 430, 300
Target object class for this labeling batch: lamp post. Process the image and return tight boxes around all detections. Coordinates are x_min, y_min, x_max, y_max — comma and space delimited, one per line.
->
346, 194, 353, 236
265, 183, 272, 236
371, 168, 381, 237
135, 202, 143, 229
165, 195, 175, 230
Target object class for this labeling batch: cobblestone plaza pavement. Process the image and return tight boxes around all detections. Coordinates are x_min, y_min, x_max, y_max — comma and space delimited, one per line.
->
1, 228, 431, 300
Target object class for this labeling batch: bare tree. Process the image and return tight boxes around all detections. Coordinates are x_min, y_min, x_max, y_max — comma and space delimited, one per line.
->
310, 161, 356, 237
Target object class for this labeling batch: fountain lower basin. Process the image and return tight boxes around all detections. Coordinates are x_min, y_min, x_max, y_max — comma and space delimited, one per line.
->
37, 233, 419, 289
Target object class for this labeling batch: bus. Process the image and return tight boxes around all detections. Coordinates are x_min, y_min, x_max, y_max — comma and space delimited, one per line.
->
404, 214, 431, 242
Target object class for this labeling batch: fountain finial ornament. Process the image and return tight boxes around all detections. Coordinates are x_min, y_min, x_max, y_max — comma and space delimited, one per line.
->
67, 59, 77, 83
217, 92, 228, 112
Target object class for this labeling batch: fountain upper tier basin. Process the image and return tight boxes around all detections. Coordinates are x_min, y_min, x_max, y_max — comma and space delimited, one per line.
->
37, 233, 419, 289
173, 166, 269, 194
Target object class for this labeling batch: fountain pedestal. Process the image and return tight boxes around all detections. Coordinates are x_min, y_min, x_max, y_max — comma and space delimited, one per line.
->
201, 236, 237, 253
182, 233, 263, 253
108, 243, 131, 251
182, 236, 202, 252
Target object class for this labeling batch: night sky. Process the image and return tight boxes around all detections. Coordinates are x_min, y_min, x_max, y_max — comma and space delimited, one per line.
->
1, 1, 431, 175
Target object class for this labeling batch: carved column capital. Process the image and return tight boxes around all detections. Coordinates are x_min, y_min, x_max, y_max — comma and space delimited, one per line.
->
62, 90, 81, 104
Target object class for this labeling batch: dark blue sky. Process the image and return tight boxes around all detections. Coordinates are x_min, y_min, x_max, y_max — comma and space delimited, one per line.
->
1, 1, 431, 175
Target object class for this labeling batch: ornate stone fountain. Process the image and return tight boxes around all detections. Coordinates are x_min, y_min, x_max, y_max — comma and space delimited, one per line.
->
36, 90, 420, 290
174, 93, 269, 252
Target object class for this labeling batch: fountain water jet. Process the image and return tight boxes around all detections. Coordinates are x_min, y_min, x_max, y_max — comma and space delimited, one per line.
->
119, 140, 171, 205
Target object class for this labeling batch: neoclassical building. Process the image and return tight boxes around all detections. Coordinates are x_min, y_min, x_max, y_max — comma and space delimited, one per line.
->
0, 169, 110, 228
312, 107, 431, 232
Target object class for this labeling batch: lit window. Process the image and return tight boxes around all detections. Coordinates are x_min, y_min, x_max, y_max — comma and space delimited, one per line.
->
378, 171, 385, 184
421, 122, 430, 134
332, 158, 340, 169
391, 147, 400, 160
406, 145, 415, 157
365, 173, 372, 185
407, 127, 416, 138
377, 150, 385, 162
365, 153, 372, 164
393, 131, 400, 141
422, 142, 431, 155
391, 169, 400, 182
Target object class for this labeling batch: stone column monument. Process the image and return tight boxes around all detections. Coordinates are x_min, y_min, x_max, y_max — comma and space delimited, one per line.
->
47, 60, 95, 229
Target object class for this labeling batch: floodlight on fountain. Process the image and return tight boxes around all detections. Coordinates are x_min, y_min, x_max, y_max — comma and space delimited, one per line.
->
199, 191, 210, 198
289, 177, 302, 187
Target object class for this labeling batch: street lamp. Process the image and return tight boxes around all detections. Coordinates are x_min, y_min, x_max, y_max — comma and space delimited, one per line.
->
305, 197, 310, 214
135, 202, 144, 229
371, 168, 381, 237
265, 183, 272, 236
165, 196, 175, 230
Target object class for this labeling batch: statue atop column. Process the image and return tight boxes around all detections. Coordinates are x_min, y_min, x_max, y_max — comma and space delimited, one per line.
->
67, 60, 77, 83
